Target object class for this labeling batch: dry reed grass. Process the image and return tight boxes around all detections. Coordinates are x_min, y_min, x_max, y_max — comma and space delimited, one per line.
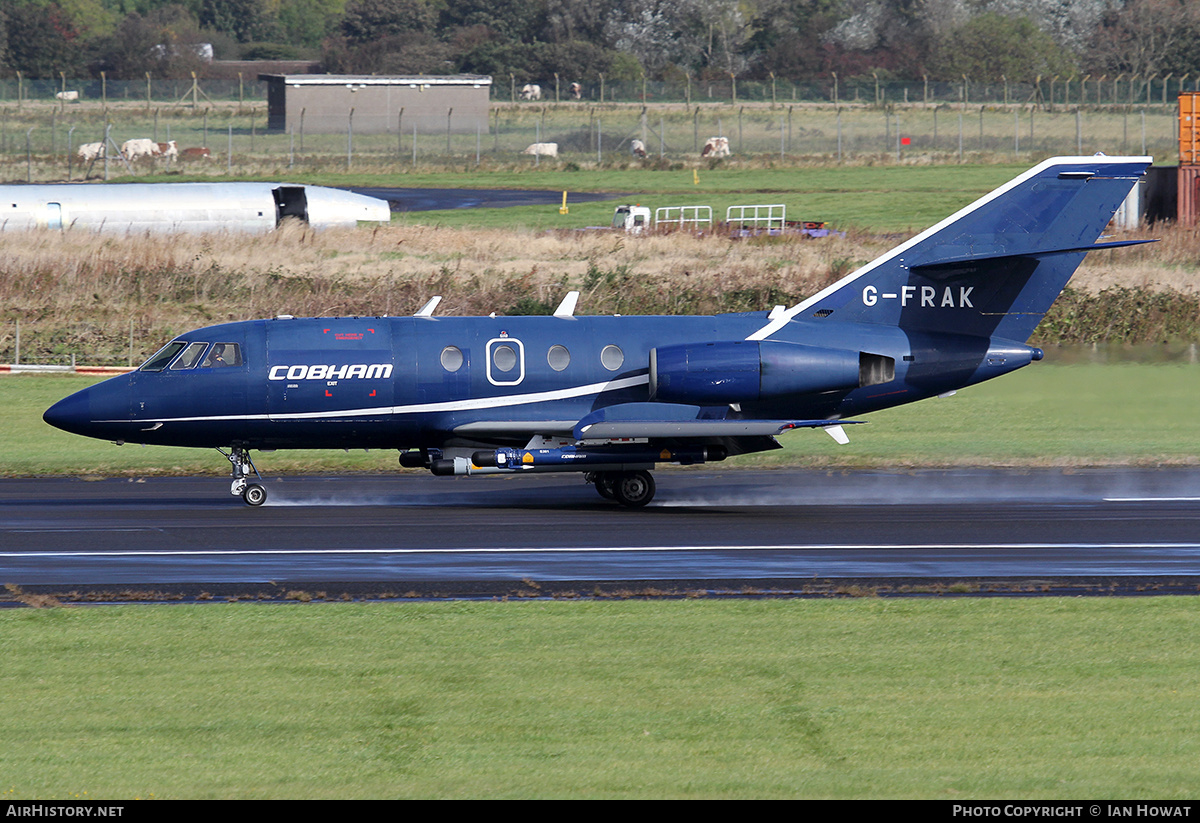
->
0, 221, 1196, 364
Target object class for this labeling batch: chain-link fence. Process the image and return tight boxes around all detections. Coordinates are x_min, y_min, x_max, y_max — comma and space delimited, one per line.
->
0, 100, 1181, 182
3, 74, 1196, 109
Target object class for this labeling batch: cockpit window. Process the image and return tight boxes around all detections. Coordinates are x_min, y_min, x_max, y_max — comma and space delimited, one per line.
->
170, 342, 209, 370
139, 341, 187, 372
202, 343, 242, 368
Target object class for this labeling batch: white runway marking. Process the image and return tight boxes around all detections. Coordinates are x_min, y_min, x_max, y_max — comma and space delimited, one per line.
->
1103, 497, 1200, 502
4, 542, 1200, 558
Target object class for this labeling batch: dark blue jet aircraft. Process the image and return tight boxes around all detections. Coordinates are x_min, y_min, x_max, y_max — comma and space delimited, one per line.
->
44, 155, 1152, 507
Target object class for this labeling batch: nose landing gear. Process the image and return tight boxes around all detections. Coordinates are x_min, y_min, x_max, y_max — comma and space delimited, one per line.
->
220, 445, 267, 506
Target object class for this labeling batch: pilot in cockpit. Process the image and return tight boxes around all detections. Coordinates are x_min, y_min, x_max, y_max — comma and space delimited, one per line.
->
206, 344, 231, 367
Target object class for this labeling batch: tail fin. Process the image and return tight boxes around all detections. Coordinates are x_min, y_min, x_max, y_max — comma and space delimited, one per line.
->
750, 156, 1152, 343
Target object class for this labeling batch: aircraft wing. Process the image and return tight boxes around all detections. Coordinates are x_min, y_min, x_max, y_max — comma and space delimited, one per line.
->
571, 402, 860, 441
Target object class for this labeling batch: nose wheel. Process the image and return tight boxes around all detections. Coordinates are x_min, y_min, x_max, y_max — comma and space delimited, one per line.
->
220, 446, 267, 506
242, 483, 267, 506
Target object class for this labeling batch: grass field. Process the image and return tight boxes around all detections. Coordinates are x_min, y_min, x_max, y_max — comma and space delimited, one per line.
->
2, 599, 1198, 799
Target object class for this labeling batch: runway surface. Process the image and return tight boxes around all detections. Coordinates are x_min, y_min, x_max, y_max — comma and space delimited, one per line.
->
2, 468, 1199, 601
346, 187, 622, 212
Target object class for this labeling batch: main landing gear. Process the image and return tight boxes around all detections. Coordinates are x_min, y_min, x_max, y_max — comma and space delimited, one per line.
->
220, 445, 267, 506
587, 470, 656, 508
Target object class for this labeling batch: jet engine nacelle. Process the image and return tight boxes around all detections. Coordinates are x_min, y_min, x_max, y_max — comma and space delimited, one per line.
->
649, 340, 865, 405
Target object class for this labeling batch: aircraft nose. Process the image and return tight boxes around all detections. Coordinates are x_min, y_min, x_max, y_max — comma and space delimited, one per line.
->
43, 390, 92, 435
44, 379, 132, 440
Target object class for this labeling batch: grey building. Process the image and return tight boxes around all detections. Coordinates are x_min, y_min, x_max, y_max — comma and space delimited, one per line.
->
258, 74, 492, 135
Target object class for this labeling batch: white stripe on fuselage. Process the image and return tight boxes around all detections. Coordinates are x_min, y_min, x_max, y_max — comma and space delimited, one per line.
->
99, 374, 650, 424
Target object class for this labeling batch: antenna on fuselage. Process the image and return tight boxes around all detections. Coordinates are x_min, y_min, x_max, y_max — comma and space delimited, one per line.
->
414, 296, 442, 317
553, 291, 580, 318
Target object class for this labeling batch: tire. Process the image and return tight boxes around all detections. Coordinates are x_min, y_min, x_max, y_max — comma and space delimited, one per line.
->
593, 472, 618, 500
242, 483, 267, 507
614, 470, 655, 508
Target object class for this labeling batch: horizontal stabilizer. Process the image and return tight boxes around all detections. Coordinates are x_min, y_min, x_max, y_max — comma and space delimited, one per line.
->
909, 239, 1158, 275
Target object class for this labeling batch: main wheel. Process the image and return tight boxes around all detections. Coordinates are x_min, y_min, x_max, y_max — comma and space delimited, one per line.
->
613, 470, 655, 508
242, 483, 267, 507
593, 472, 618, 500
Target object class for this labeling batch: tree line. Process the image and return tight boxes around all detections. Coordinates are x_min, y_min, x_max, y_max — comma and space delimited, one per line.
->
2, 0, 1198, 89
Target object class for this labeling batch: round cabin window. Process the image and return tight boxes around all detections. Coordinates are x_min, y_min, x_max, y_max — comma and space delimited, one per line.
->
601, 345, 624, 371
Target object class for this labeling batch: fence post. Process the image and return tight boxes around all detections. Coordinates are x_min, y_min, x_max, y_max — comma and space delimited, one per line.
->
447, 107, 453, 154
836, 109, 842, 162
347, 108, 353, 169
67, 125, 75, 180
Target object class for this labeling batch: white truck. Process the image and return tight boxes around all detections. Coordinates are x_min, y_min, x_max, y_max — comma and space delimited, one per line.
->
610, 204, 651, 234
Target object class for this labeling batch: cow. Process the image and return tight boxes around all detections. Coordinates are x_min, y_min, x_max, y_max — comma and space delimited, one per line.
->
156, 141, 178, 160
519, 84, 542, 101
77, 142, 106, 162
570, 82, 582, 100
180, 147, 212, 160
121, 138, 160, 161
701, 136, 730, 158
630, 139, 647, 158
55, 91, 79, 102
521, 142, 558, 157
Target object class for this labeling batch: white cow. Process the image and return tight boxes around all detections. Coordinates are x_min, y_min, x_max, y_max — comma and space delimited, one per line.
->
76, 142, 105, 162
701, 136, 730, 158
519, 84, 542, 101
569, 82, 582, 100
521, 142, 558, 157
121, 138, 160, 161
55, 90, 79, 102
630, 139, 647, 158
